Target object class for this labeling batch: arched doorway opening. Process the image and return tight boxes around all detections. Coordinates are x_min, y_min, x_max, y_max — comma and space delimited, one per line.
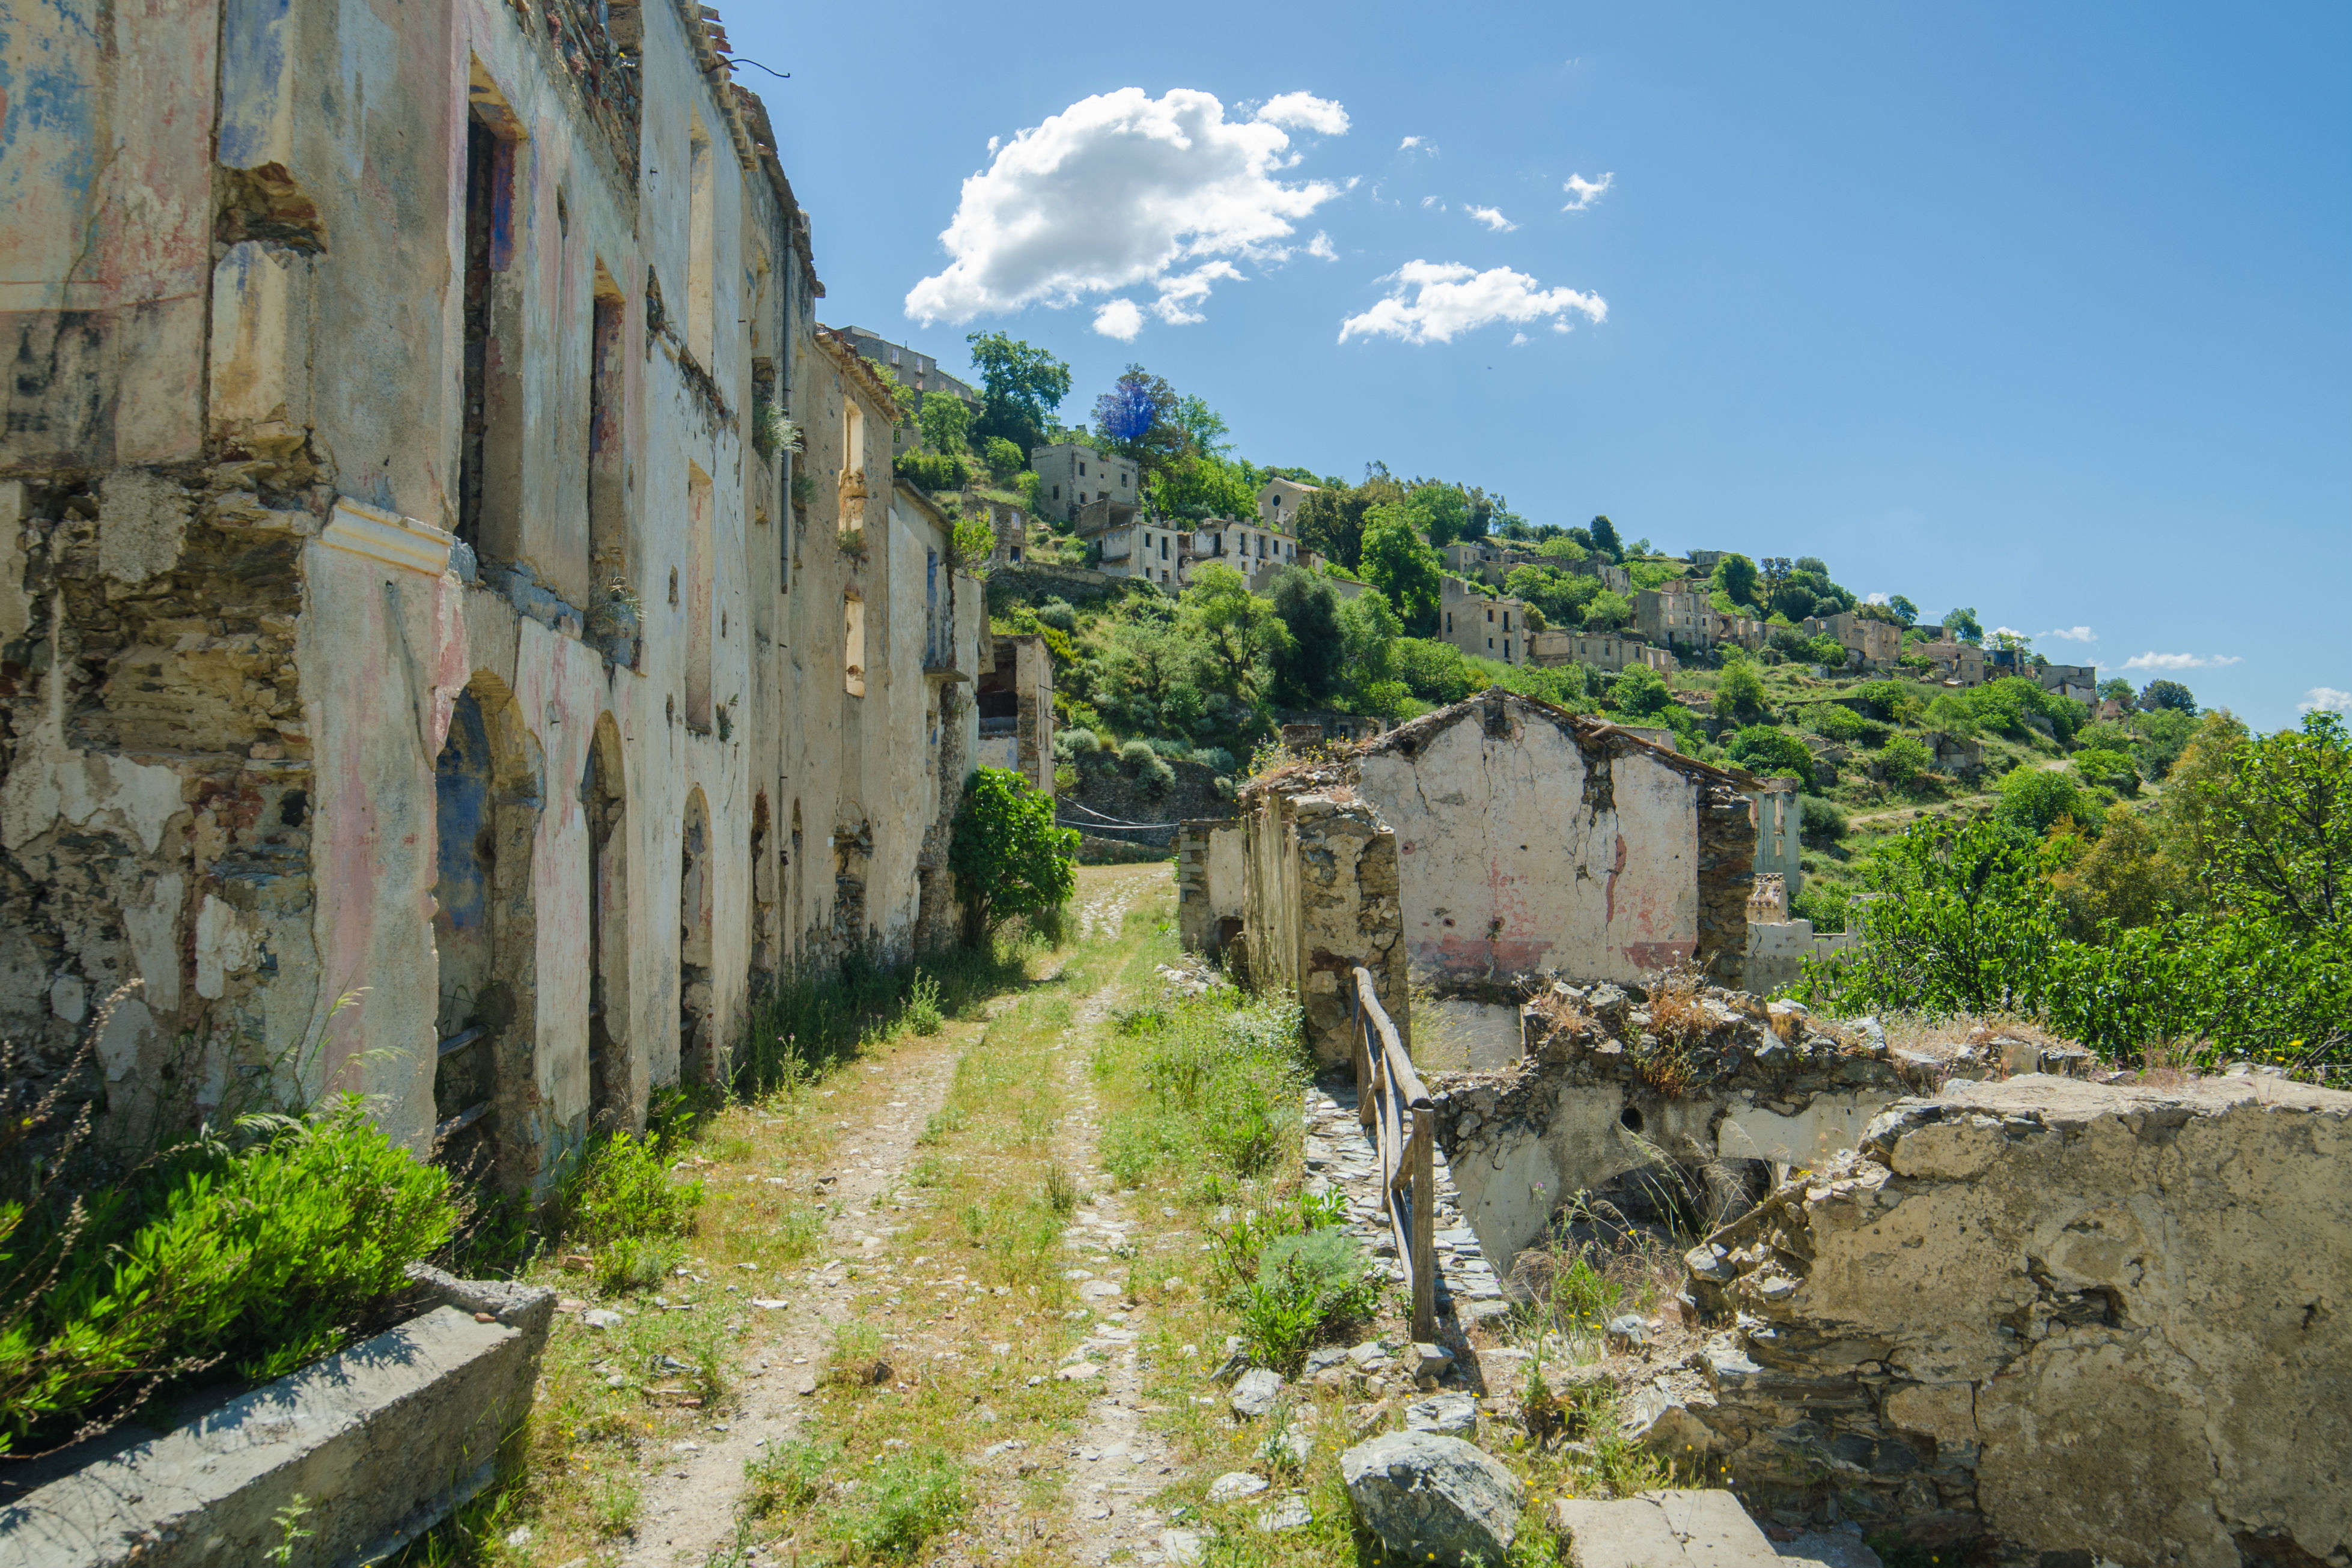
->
584, 714, 629, 1130
751, 793, 778, 982
431, 676, 541, 1190
679, 789, 715, 1085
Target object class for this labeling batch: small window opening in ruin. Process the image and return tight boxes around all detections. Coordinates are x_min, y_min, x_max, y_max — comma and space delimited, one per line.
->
669, 567, 678, 605
844, 592, 866, 696
459, 73, 526, 556
588, 263, 628, 601
686, 463, 713, 729
686, 119, 716, 366
839, 399, 867, 536
584, 717, 629, 1130
1620, 1105, 1645, 1134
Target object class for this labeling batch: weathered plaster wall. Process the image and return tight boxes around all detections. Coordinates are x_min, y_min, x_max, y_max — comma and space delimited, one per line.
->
1353, 693, 1749, 985
1659, 1074, 2352, 1563
0, 0, 215, 468
1177, 819, 1245, 952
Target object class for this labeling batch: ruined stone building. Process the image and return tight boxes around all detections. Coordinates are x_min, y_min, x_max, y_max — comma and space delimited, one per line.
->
1029, 442, 1138, 523
1222, 690, 1758, 1066
1437, 577, 1531, 666
0, 0, 1025, 1193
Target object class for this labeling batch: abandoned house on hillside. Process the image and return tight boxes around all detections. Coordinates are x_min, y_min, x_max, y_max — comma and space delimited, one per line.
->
0, 0, 1040, 1197
1225, 689, 1759, 1066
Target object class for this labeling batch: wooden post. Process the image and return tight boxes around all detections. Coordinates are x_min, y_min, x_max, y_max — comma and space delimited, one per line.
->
1411, 1105, 1437, 1341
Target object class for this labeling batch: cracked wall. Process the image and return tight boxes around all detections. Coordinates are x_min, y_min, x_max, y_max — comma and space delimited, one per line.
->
1650, 1074, 2352, 1563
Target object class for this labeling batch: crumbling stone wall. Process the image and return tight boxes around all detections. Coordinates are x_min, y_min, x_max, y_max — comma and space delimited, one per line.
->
1238, 791, 1406, 1068
1643, 1074, 2352, 1563
1427, 988, 1955, 1278
1176, 819, 1243, 955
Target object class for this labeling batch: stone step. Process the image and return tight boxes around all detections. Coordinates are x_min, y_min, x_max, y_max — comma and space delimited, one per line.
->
1553, 1489, 1784, 1568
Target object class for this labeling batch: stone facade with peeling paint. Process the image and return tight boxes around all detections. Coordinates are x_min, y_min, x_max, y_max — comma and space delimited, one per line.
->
0, 0, 983, 1193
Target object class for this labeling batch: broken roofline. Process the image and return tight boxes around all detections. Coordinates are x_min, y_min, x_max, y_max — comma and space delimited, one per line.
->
1243, 687, 1766, 802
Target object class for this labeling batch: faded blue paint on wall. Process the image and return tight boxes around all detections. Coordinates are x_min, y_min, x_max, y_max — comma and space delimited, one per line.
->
216, 0, 290, 169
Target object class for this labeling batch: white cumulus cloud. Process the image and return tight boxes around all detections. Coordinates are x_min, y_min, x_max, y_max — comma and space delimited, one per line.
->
904, 88, 1345, 330
1255, 91, 1349, 135
1150, 260, 1245, 325
2041, 626, 2096, 642
1398, 135, 1431, 153
1562, 171, 1613, 211
1306, 231, 1337, 260
1092, 299, 1143, 340
1864, 592, 1890, 606
1338, 261, 1607, 345
1510, 332, 1530, 346
1467, 205, 1517, 232
2300, 687, 2351, 713
2120, 651, 2242, 672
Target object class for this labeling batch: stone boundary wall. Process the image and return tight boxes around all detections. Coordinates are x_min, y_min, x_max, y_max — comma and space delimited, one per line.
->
1639, 1073, 2352, 1560
1238, 791, 1407, 1068
0, 1271, 554, 1568
1175, 819, 1244, 953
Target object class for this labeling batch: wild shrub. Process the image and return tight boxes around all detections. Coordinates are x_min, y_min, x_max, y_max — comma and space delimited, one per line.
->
1035, 597, 1079, 633
1232, 1229, 1382, 1373
828, 1448, 966, 1559
902, 973, 943, 1036
0, 1096, 457, 1453
563, 1131, 702, 1251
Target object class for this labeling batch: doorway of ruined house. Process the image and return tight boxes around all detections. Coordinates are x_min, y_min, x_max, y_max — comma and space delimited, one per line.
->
584, 714, 629, 1131
751, 793, 778, 982
431, 678, 541, 1191
679, 789, 714, 1084
831, 822, 870, 958
788, 800, 803, 968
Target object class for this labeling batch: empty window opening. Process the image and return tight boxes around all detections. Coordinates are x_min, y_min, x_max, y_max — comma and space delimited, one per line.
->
588, 264, 628, 600
843, 591, 866, 696
686, 120, 715, 365
459, 80, 525, 558
685, 463, 713, 728
751, 794, 778, 979
839, 400, 867, 536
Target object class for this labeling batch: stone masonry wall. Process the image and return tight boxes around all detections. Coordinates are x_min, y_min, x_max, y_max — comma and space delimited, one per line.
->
1238, 791, 1407, 1069
1640, 1073, 2352, 1563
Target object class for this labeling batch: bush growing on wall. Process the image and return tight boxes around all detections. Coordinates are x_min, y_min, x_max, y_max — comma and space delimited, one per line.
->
0, 1096, 459, 1454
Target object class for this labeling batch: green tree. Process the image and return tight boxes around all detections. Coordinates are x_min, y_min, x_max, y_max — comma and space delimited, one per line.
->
1714, 658, 1769, 725
1940, 606, 1984, 643
964, 333, 1071, 457
1888, 594, 1920, 624
1359, 506, 1443, 635
1711, 553, 1759, 609
1266, 566, 1344, 705
1293, 484, 1391, 570
1583, 587, 1633, 631
1180, 563, 1292, 700
1148, 449, 1258, 524
1171, 394, 1231, 456
916, 390, 970, 455
2139, 679, 2198, 716
1800, 819, 2064, 1015
2073, 747, 2140, 795
2097, 678, 2136, 706
1609, 664, 1676, 722
1588, 515, 1622, 557
1404, 484, 1472, 548
2176, 712, 2350, 934
1996, 765, 2095, 836
1335, 588, 1407, 714
1728, 725, 1816, 780
950, 768, 1077, 946
1505, 564, 1598, 628
981, 436, 1026, 482
1878, 733, 1935, 788
2049, 807, 2186, 937
1093, 365, 1185, 476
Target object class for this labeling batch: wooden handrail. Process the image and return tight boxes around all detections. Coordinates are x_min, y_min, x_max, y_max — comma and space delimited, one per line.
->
1351, 966, 1436, 1341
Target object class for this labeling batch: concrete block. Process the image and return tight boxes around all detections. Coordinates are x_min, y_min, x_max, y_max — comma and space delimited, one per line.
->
0, 1299, 549, 1568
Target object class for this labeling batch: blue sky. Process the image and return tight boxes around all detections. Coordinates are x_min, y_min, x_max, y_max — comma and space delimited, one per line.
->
737, 1, 2351, 729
